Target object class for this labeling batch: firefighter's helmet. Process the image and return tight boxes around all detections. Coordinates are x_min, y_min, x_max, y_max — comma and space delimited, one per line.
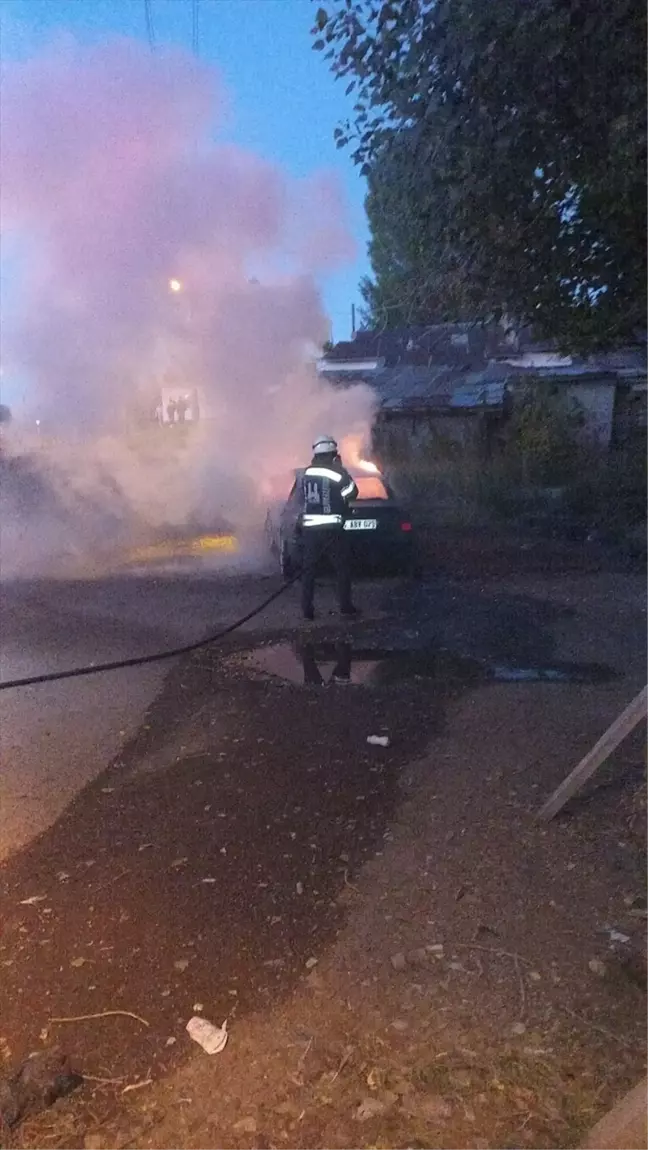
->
312, 435, 338, 457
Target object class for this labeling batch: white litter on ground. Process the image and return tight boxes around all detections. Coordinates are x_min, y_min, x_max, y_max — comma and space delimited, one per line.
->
186, 1016, 229, 1054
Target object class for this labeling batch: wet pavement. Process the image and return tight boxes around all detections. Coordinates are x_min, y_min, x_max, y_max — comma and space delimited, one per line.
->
0, 566, 304, 858
243, 638, 616, 688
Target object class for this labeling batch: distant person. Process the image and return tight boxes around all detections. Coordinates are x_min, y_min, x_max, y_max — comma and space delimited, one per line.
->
176, 395, 189, 423
166, 398, 177, 424
299, 435, 359, 621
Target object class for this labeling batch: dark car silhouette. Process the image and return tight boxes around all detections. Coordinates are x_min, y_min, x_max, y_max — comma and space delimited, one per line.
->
264, 467, 420, 579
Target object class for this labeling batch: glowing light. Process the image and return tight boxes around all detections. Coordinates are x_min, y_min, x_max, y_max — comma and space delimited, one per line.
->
194, 535, 238, 553
124, 534, 238, 565
169, 278, 183, 293
357, 458, 379, 473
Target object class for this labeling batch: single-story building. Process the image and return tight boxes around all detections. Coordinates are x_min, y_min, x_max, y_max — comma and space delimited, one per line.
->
317, 324, 646, 454
492, 344, 647, 449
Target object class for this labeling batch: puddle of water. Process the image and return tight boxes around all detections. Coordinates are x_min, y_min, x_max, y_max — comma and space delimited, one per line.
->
244, 642, 616, 689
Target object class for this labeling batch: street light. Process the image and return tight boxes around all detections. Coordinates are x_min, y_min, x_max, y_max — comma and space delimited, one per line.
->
169, 278, 183, 293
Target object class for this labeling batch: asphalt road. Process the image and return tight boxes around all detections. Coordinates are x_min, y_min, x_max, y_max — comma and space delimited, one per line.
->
0, 561, 306, 861
2, 552, 639, 865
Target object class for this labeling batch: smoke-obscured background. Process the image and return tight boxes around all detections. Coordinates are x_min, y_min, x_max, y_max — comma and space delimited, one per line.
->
0, 37, 374, 576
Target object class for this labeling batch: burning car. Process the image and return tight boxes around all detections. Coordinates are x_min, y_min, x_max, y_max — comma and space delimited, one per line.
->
264, 460, 420, 579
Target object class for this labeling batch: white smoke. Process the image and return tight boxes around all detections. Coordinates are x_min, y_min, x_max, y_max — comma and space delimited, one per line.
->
0, 38, 374, 576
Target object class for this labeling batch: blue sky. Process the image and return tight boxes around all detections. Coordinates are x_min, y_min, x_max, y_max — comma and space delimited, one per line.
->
0, 0, 370, 348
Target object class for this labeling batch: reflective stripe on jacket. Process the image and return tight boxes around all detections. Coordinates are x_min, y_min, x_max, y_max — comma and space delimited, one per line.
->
302, 512, 343, 527
300, 462, 358, 529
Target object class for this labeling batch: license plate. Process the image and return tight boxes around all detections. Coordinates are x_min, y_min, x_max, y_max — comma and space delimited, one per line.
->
344, 518, 378, 531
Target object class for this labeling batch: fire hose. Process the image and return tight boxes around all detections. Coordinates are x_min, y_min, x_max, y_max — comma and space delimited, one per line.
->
0, 541, 333, 691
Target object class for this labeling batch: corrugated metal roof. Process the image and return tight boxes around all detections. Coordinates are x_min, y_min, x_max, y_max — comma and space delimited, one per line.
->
510, 363, 613, 379
320, 327, 646, 413
352, 364, 508, 411
374, 365, 454, 409
449, 379, 507, 408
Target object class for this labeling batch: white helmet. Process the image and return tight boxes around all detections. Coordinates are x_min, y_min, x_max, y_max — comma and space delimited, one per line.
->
312, 434, 338, 456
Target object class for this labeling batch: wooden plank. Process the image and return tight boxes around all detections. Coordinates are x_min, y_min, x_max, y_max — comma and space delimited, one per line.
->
580, 1078, 647, 1149
536, 685, 647, 822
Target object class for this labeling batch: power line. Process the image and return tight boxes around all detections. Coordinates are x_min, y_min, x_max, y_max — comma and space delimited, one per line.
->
192, 0, 200, 56
144, 0, 156, 51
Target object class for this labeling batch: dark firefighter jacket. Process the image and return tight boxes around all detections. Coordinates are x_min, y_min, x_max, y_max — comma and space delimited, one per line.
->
300, 460, 358, 529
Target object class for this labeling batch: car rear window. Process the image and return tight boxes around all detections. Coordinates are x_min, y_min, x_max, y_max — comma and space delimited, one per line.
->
354, 475, 389, 500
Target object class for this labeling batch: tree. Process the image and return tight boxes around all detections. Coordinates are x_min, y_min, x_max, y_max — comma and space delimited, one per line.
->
358, 131, 477, 327
313, 0, 647, 350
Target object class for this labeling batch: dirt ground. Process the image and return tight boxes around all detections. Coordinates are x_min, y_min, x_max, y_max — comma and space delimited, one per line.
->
1, 539, 646, 1150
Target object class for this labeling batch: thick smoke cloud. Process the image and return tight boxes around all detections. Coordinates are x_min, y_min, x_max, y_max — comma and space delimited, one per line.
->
0, 38, 374, 575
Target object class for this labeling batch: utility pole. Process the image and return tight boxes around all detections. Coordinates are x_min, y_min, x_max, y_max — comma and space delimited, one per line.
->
351, 303, 356, 336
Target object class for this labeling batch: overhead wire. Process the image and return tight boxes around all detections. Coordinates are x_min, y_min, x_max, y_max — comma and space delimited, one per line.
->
144, 0, 156, 51
192, 0, 200, 56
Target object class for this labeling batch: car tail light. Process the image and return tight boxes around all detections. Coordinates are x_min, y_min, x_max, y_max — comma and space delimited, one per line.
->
400, 521, 413, 532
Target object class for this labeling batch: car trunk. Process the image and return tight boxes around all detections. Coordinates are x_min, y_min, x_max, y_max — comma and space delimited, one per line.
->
345, 499, 413, 567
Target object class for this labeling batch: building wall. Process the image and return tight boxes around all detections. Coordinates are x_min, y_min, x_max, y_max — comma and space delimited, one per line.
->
612, 383, 647, 448
373, 379, 625, 461
373, 410, 487, 460
505, 376, 618, 448
563, 381, 617, 447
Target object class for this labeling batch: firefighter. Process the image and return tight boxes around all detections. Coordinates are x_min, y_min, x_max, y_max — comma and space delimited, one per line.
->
299, 435, 359, 620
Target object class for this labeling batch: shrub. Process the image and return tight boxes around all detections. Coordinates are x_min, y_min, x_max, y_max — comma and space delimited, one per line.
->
381, 383, 646, 536
499, 380, 586, 487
